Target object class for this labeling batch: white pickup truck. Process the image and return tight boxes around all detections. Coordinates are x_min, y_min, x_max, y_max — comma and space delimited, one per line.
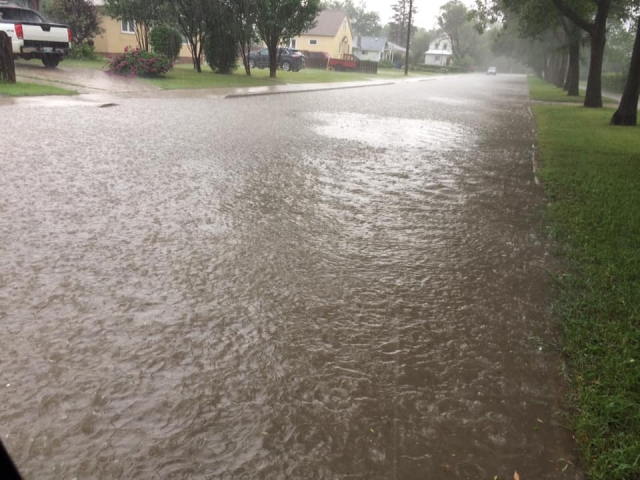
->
0, 2, 71, 68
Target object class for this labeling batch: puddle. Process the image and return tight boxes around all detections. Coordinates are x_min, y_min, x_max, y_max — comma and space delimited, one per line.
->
313, 112, 474, 152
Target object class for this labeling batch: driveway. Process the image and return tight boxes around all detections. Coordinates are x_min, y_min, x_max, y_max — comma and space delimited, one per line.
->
14, 60, 161, 94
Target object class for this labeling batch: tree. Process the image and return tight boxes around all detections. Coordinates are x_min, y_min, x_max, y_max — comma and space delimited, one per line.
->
104, 0, 170, 51
41, 0, 103, 45
438, 1, 480, 62
610, 15, 640, 124
403, 0, 414, 75
410, 30, 432, 65
165, 0, 208, 72
232, 0, 259, 76
475, 0, 587, 97
389, 0, 416, 46
550, 0, 624, 108
255, 0, 321, 79
204, 0, 238, 74
321, 0, 382, 35
0, 32, 16, 84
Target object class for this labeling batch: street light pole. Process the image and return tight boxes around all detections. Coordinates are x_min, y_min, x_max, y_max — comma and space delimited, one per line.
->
404, 0, 413, 76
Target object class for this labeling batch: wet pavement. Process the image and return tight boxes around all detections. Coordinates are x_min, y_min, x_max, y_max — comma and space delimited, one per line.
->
0, 74, 578, 479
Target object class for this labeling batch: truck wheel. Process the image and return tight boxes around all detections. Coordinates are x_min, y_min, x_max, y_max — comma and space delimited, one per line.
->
281, 61, 291, 72
42, 56, 60, 69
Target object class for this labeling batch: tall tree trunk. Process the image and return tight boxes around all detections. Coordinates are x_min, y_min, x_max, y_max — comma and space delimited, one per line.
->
610, 16, 640, 126
566, 38, 580, 96
269, 45, 277, 78
584, 1, 610, 108
555, 53, 568, 88
0, 32, 16, 84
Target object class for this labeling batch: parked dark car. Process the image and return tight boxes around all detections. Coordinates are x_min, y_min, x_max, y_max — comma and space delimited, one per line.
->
248, 48, 305, 72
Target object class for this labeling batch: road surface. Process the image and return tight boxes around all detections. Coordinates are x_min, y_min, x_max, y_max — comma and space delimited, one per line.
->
0, 74, 579, 479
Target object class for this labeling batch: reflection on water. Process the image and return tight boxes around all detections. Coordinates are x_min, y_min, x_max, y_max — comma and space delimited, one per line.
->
0, 76, 576, 479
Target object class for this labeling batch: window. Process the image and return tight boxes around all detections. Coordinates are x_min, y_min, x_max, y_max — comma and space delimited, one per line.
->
443, 43, 448, 50
339, 42, 342, 54
121, 19, 135, 34
435, 42, 440, 49
309, 39, 318, 46
288, 38, 297, 49
434, 55, 440, 62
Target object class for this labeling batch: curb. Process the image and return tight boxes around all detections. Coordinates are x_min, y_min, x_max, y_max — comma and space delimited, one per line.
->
224, 81, 396, 99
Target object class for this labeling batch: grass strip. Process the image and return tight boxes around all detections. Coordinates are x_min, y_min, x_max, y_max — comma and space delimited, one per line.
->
0, 81, 76, 97
531, 89, 640, 479
529, 75, 586, 103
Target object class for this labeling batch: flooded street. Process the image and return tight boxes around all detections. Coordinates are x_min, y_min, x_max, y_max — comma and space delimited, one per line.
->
1, 75, 577, 479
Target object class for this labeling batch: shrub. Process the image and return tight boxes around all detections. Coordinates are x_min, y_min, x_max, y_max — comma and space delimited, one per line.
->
68, 43, 101, 61
204, 10, 238, 74
107, 46, 173, 77
379, 59, 394, 69
149, 25, 183, 62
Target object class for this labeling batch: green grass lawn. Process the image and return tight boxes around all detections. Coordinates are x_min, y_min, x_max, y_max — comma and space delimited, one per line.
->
533, 101, 640, 479
528, 75, 586, 103
143, 63, 389, 90
14, 58, 109, 71
0, 81, 76, 97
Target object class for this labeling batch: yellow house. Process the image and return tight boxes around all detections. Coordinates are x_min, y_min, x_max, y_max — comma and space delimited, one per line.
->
87, 0, 191, 59
289, 10, 353, 59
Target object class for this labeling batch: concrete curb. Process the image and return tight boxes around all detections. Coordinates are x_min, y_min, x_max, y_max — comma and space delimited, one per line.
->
224, 81, 396, 99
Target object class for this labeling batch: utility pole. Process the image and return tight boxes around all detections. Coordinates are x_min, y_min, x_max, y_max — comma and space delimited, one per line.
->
404, 0, 413, 76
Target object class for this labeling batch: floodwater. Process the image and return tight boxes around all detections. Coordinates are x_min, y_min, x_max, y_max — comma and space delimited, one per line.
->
0, 75, 578, 479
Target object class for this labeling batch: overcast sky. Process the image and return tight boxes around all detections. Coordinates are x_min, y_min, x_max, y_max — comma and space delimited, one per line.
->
363, 0, 477, 30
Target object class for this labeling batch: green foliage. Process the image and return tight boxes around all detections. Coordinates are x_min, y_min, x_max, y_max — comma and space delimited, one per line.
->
532, 95, 640, 479
104, 0, 172, 51
378, 59, 394, 68
255, 0, 321, 78
40, 0, 103, 44
149, 25, 183, 61
203, 2, 238, 74
68, 43, 101, 60
107, 46, 173, 77
165, 0, 209, 72
410, 31, 431, 65
0, 81, 75, 96
321, 0, 382, 35
438, 1, 481, 61
389, 0, 416, 45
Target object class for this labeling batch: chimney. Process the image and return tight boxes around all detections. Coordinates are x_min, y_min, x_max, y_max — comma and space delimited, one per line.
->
357, 34, 361, 48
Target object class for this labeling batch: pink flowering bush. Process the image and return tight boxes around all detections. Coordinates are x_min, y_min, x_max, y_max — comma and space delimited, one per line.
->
107, 46, 173, 77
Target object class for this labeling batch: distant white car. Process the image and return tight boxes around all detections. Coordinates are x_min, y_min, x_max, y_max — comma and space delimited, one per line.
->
487, 66, 497, 75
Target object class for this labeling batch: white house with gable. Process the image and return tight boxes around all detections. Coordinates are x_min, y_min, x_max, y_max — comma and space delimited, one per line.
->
424, 35, 453, 66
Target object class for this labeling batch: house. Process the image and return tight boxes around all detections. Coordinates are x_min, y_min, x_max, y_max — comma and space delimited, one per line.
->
351, 35, 385, 62
83, 0, 191, 59
424, 35, 453, 67
351, 35, 405, 63
288, 10, 353, 59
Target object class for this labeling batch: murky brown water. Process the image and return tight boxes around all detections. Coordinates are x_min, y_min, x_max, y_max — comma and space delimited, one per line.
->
1, 75, 577, 479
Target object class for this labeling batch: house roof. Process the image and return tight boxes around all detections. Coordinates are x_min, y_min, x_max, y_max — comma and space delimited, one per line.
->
386, 41, 405, 52
304, 10, 348, 37
353, 36, 386, 52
